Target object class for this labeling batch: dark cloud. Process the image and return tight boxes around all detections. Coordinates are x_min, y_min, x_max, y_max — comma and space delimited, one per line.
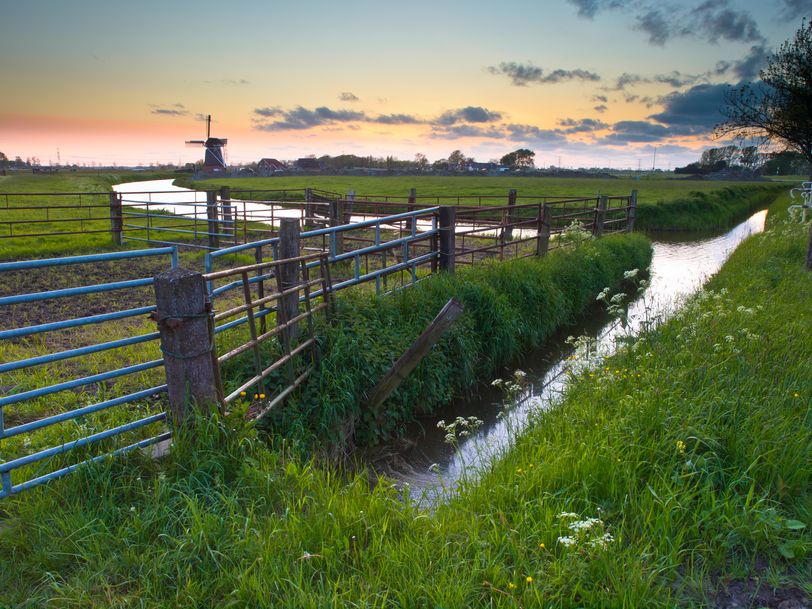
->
594, 104, 608, 113
612, 72, 649, 90
648, 82, 730, 132
600, 121, 674, 144
505, 124, 568, 144
731, 45, 769, 80
635, 9, 673, 45
571, 0, 766, 47
780, 0, 812, 19
592, 94, 608, 103
254, 106, 367, 130
654, 71, 701, 88
567, 0, 626, 19
373, 113, 422, 125
690, 1, 763, 44
339, 92, 359, 102
150, 103, 188, 116
435, 106, 502, 125
558, 118, 609, 133
489, 62, 600, 86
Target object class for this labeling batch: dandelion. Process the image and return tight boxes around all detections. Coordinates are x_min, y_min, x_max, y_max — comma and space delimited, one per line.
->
240, 391, 246, 397
538, 542, 545, 549
253, 393, 259, 399
259, 393, 266, 399
526, 576, 533, 584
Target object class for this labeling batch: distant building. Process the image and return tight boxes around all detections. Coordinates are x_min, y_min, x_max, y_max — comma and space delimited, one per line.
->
257, 158, 286, 175
294, 157, 322, 172
466, 162, 501, 173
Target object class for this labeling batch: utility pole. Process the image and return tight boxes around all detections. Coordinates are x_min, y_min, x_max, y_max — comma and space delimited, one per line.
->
652, 147, 657, 170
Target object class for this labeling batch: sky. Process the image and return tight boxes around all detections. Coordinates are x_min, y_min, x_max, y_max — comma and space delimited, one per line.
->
1, 0, 810, 169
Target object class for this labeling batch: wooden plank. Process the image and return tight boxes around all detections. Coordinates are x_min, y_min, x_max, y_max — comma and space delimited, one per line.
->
365, 298, 464, 410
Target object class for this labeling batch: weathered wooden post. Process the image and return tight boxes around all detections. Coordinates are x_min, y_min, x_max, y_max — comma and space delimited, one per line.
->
219, 186, 234, 240
109, 192, 123, 246
502, 188, 517, 242
206, 191, 220, 249
594, 195, 608, 237
153, 268, 223, 424
304, 187, 313, 223
439, 205, 456, 274
806, 220, 812, 270
627, 189, 638, 232
406, 187, 417, 232
537, 203, 551, 257
278, 218, 301, 342
328, 199, 346, 254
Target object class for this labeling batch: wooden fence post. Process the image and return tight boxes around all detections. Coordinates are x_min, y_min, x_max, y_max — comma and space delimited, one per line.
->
537, 203, 551, 257
153, 268, 222, 425
406, 187, 416, 232
279, 218, 301, 342
206, 191, 220, 249
627, 189, 638, 232
109, 192, 123, 246
219, 186, 234, 240
806, 219, 812, 270
305, 187, 313, 222
439, 206, 456, 274
329, 199, 346, 254
502, 189, 517, 242
594, 195, 608, 237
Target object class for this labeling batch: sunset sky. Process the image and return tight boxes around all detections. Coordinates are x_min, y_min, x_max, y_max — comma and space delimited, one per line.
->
1, 0, 809, 168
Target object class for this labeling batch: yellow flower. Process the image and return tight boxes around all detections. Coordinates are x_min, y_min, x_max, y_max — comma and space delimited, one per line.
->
259, 393, 266, 399
526, 576, 533, 584
538, 542, 545, 549
676, 440, 686, 455
794, 392, 800, 398
253, 394, 259, 399
507, 582, 517, 590
239, 391, 246, 397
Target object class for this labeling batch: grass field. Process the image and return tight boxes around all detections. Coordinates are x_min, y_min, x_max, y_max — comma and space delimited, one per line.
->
0, 188, 807, 607
187, 174, 785, 232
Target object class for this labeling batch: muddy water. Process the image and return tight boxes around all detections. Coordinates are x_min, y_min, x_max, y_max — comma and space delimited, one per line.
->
382, 209, 768, 504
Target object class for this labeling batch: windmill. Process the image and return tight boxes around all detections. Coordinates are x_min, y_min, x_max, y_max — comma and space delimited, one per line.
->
186, 114, 228, 172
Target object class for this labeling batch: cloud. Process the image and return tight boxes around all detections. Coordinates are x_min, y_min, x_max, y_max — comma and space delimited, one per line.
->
429, 124, 506, 139
599, 120, 675, 144
557, 118, 609, 133
648, 82, 730, 132
505, 124, 568, 144
567, 0, 626, 19
611, 72, 649, 90
731, 45, 769, 80
489, 62, 600, 86
204, 78, 250, 85
373, 113, 422, 124
254, 105, 367, 130
594, 104, 608, 113
570, 0, 766, 47
780, 0, 812, 19
592, 94, 608, 103
150, 103, 188, 116
435, 106, 503, 125
653, 71, 702, 88
339, 92, 359, 102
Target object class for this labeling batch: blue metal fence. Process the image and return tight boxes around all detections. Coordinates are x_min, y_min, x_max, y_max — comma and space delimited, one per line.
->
0, 247, 177, 498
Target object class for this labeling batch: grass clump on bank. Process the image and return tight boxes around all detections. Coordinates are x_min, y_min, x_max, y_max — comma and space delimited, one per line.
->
261, 232, 652, 453
634, 183, 784, 231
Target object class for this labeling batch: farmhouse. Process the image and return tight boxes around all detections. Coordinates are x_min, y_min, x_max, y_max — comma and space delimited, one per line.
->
257, 158, 286, 175
294, 157, 322, 172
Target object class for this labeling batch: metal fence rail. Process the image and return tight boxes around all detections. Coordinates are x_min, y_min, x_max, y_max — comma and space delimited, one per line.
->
0, 247, 177, 498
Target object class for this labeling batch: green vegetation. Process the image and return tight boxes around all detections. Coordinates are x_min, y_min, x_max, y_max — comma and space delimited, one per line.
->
1, 193, 808, 607
262, 232, 652, 452
189, 174, 783, 232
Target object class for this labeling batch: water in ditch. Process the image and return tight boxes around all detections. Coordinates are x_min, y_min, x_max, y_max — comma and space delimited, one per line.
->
376, 209, 769, 505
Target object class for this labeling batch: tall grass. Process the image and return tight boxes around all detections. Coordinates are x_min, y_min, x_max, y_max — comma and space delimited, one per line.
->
262, 233, 652, 452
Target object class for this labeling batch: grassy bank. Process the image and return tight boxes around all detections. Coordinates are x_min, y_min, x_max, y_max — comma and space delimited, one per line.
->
2, 195, 809, 608
189, 174, 783, 232
255, 232, 651, 453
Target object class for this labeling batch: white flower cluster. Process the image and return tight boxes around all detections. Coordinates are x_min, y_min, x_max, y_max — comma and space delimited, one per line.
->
437, 415, 484, 444
556, 511, 614, 551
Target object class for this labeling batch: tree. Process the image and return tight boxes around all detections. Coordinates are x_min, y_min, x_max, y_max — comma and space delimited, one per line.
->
500, 148, 535, 170
716, 19, 812, 179
0, 151, 7, 168
413, 153, 428, 171
447, 150, 469, 170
